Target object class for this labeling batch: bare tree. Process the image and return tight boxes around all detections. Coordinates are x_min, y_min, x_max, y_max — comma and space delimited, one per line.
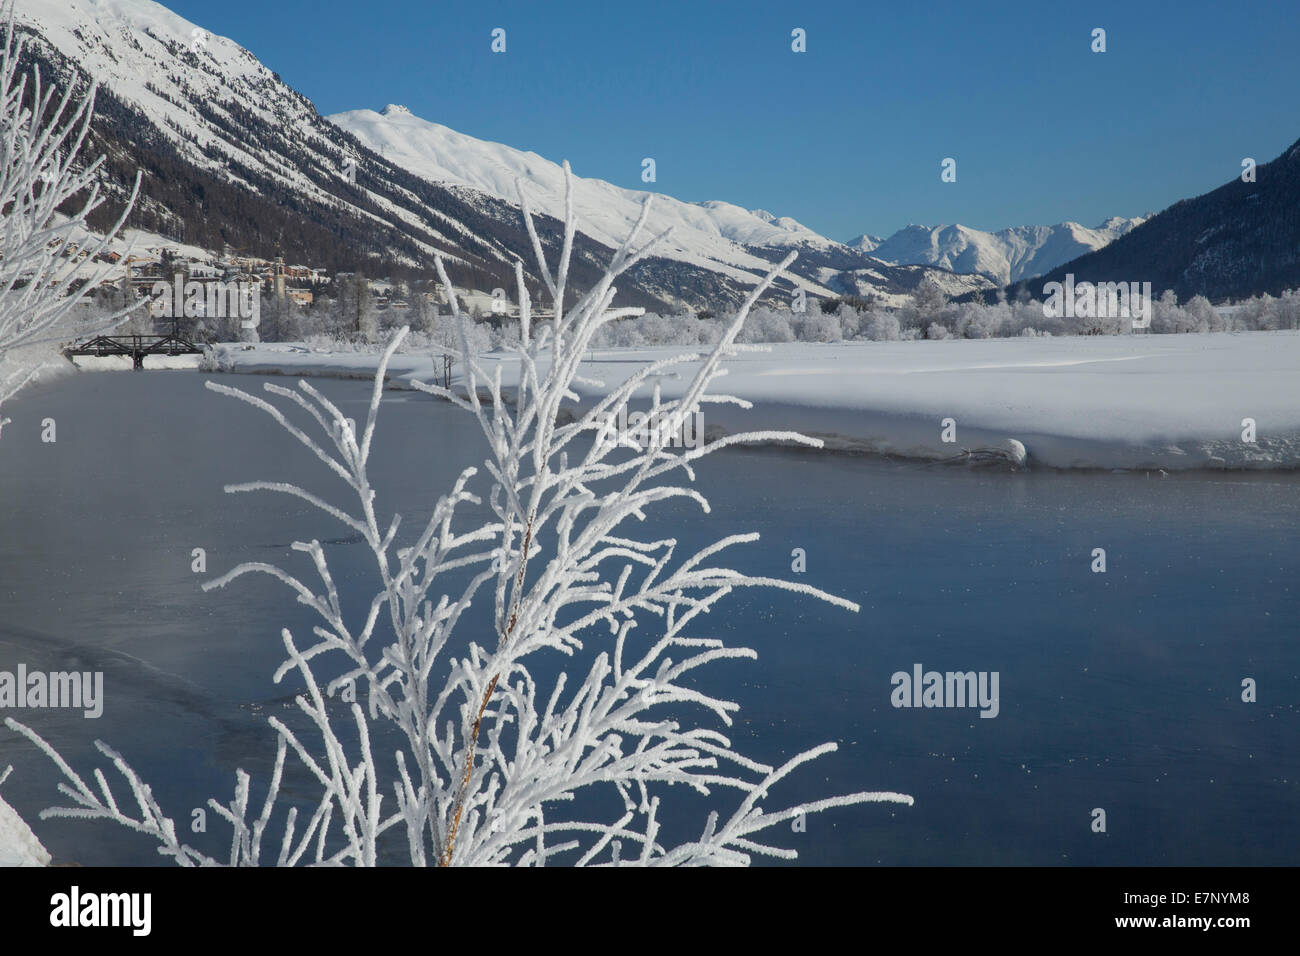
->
8, 164, 911, 866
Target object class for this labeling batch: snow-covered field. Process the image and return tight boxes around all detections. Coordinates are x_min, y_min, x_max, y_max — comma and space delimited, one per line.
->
205, 332, 1300, 471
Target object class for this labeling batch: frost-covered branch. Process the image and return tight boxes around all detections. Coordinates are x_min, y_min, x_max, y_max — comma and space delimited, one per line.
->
13, 161, 911, 866
0, 1, 142, 434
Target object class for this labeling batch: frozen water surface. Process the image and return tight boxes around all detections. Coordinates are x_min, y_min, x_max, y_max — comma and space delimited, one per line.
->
0, 371, 1296, 865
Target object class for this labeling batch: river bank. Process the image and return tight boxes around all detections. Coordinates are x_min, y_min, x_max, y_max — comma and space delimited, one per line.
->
196, 331, 1300, 471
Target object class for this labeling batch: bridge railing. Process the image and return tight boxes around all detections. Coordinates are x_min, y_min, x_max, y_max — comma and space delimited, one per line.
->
64, 334, 205, 359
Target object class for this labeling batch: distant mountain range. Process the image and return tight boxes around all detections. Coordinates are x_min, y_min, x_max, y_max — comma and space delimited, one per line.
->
850, 218, 1147, 285
13, 0, 1286, 312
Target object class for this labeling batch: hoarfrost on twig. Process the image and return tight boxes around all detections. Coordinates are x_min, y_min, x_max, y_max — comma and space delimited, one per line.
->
11, 159, 911, 866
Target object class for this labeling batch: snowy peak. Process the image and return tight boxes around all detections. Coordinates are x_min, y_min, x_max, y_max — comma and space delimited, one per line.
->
381, 104, 412, 116
864, 217, 1146, 284
1097, 215, 1136, 232
15, 0, 266, 89
12, 0, 313, 198
847, 234, 885, 254
745, 208, 815, 235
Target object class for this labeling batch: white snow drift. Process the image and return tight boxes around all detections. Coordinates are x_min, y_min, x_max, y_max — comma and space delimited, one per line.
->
205, 331, 1300, 471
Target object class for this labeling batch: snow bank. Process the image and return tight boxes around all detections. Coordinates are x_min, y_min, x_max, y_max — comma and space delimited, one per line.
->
0, 781, 51, 867
70, 354, 202, 371
204, 332, 1300, 471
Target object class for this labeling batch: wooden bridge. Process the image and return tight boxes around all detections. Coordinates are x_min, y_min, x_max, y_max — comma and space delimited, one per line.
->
64, 333, 203, 370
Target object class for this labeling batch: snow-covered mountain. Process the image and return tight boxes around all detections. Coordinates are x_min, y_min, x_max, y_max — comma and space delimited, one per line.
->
860, 217, 1147, 284
327, 104, 857, 301
332, 105, 836, 256
10, 0, 515, 288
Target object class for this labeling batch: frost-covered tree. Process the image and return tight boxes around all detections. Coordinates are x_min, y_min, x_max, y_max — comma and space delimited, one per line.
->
911, 276, 948, 315
956, 301, 1005, 339
330, 272, 378, 342
405, 280, 433, 333
1151, 289, 1183, 333
735, 306, 793, 344
1184, 294, 1219, 333
797, 310, 842, 343
1277, 291, 1300, 330
0, 1, 140, 434
865, 312, 901, 342
8, 163, 911, 866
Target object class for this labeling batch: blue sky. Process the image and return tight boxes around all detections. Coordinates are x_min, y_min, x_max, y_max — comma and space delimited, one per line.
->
163, 0, 1300, 241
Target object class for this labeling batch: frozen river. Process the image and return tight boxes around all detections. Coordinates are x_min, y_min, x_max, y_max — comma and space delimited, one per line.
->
1, 369, 1297, 865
